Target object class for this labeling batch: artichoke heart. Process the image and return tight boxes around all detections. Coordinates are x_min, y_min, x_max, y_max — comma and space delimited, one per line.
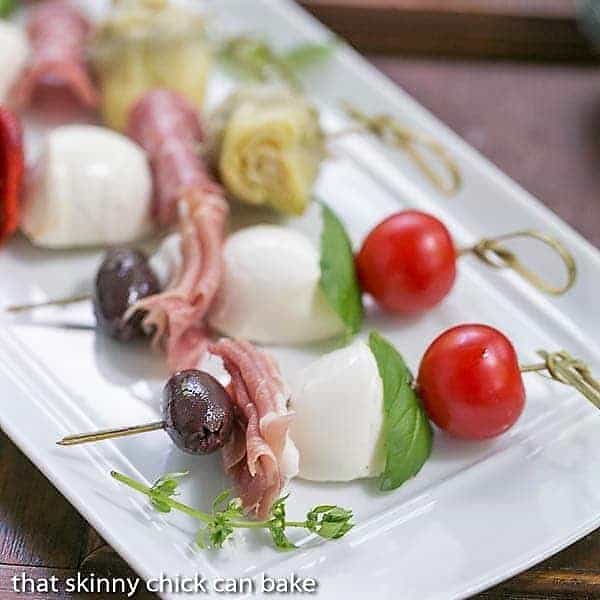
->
91, 0, 211, 131
210, 85, 325, 215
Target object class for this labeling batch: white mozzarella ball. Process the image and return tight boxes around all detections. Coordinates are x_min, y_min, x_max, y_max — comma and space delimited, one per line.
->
289, 340, 386, 482
0, 21, 29, 102
208, 225, 345, 344
22, 126, 154, 248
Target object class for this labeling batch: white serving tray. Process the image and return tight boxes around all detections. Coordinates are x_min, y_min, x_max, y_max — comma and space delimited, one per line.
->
2, 1, 600, 599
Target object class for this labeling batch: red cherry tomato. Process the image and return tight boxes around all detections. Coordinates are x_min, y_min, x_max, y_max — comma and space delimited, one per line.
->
0, 106, 24, 246
356, 210, 457, 314
417, 324, 526, 440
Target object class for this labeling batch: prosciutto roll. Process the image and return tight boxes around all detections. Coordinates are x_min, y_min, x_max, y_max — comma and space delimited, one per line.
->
126, 90, 228, 372
211, 339, 299, 519
11, 1, 98, 110
128, 89, 220, 226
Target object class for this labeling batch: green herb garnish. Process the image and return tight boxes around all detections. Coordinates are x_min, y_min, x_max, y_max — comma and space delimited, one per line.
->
319, 203, 364, 338
219, 36, 335, 88
111, 471, 354, 551
0, 0, 17, 19
368, 331, 433, 491
283, 43, 335, 72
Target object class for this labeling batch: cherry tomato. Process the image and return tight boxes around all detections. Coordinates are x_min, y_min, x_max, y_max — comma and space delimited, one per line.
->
356, 210, 457, 314
417, 324, 526, 440
0, 106, 24, 246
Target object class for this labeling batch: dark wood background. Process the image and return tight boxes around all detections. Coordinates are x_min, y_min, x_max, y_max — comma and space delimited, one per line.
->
2, 1, 600, 598
299, 0, 596, 61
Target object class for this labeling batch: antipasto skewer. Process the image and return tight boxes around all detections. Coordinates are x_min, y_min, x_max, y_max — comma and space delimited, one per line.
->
357, 210, 577, 314
59, 339, 298, 519
6, 212, 578, 349
57, 326, 600, 502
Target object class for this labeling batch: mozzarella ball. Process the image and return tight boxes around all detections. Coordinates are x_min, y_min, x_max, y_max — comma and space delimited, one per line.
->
0, 21, 29, 102
208, 225, 345, 344
22, 126, 153, 248
289, 340, 386, 482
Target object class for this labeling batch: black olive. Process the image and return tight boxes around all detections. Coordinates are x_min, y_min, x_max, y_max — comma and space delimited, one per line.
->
93, 247, 160, 342
162, 370, 235, 455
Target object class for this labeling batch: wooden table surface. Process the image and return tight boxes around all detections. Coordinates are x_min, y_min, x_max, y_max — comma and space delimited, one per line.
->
300, 0, 596, 61
2, 57, 600, 600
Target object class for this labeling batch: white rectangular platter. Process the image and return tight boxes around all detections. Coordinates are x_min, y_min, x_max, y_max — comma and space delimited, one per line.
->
2, 1, 600, 599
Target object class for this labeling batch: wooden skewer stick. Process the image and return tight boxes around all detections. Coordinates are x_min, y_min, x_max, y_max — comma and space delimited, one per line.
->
459, 229, 577, 296
520, 350, 600, 408
57, 421, 165, 446
6, 293, 92, 313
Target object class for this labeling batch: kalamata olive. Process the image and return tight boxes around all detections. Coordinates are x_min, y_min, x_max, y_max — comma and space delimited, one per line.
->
162, 370, 235, 455
93, 247, 160, 342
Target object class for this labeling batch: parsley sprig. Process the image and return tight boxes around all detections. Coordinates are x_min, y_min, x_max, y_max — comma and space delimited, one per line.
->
219, 36, 335, 89
111, 471, 353, 551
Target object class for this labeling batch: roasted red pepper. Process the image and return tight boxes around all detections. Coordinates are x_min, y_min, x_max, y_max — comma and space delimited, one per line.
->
0, 106, 24, 245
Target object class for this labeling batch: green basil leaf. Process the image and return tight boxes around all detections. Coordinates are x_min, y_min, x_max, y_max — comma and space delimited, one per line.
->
319, 203, 364, 337
0, 0, 17, 18
368, 331, 433, 491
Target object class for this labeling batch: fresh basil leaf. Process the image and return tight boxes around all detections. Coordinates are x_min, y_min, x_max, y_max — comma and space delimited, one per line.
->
319, 203, 364, 337
368, 331, 433, 491
0, 0, 17, 18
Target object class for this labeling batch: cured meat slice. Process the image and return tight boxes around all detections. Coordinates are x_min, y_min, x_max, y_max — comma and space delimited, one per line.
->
211, 339, 299, 518
125, 90, 228, 372
11, 1, 98, 110
128, 89, 221, 227
130, 193, 227, 372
